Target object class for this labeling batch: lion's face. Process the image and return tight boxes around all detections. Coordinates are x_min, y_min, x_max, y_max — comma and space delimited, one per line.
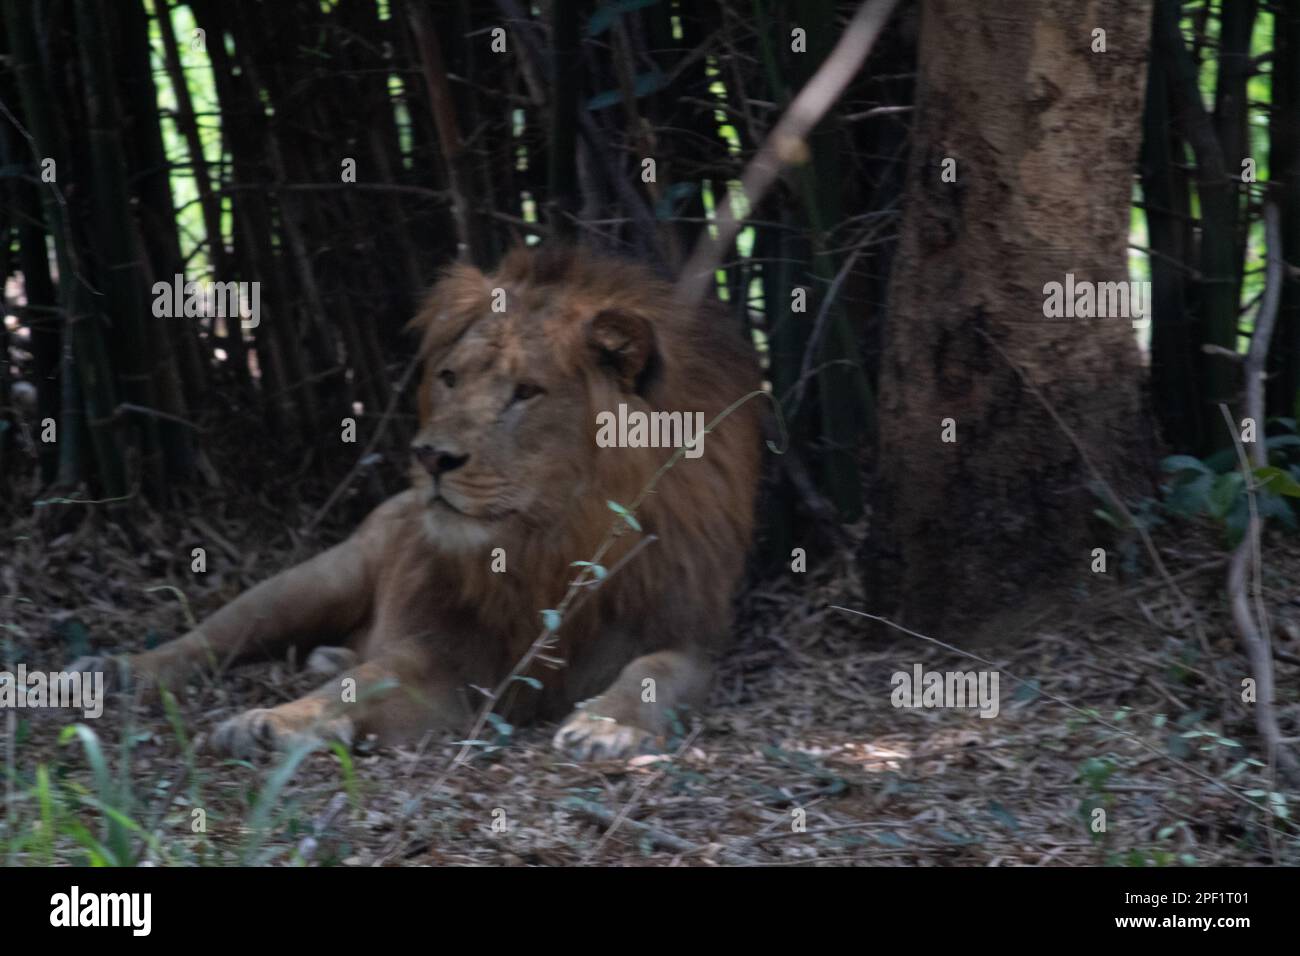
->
410, 311, 596, 545
408, 253, 670, 552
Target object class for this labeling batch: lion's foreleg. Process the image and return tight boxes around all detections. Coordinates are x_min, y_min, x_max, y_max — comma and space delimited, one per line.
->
211, 651, 468, 754
552, 649, 713, 760
72, 538, 374, 693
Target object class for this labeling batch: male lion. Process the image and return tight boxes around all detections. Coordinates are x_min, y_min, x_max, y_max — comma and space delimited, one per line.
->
73, 247, 762, 760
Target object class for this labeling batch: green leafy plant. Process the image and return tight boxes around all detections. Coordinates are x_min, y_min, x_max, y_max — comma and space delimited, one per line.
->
1159, 419, 1300, 545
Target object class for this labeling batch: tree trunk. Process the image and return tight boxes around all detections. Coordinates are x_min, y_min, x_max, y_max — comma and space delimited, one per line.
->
870, 0, 1156, 635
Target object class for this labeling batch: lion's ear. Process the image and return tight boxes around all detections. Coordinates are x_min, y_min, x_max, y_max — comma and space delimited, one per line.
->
586, 309, 658, 393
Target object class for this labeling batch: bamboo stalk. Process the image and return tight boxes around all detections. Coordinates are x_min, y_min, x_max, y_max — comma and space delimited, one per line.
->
408, 2, 488, 265
157, 0, 246, 382
4, 0, 125, 497
76, 0, 169, 498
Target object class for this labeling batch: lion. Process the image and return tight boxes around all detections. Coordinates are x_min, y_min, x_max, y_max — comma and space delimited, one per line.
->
72, 246, 762, 761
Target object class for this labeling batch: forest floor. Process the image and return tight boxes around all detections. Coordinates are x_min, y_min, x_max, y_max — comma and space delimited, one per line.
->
3, 489, 1300, 867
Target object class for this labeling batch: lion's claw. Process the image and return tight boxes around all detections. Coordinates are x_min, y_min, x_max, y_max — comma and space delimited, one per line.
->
552, 710, 659, 761
210, 707, 353, 758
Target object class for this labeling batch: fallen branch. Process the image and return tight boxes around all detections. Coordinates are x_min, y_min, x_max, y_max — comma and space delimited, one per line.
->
564, 796, 755, 865
579, 727, 700, 865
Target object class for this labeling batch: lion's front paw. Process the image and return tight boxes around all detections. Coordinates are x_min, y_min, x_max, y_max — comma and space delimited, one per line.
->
552, 709, 659, 762
210, 704, 353, 758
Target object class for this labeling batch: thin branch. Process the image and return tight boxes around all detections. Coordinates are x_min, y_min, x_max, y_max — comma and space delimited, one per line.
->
675, 0, 901, 308
113, 403, 206, 433
1219, 199, 1296, 786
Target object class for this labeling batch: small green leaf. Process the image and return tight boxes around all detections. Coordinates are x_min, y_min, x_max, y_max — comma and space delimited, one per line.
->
1254, 465, 1300, 497
485, 712, 514, 737
1202, 447, 1238, 474
1092, 508, 1120, 528
586, 69, 668, 110
607, 500, 641, 532
1164, 471, 1213, 517
1160, 454, 1212, 475
1208, 471, 1244, 520
1258, 491, 1297, 529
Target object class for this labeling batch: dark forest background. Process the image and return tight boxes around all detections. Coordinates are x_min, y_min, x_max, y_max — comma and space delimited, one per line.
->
1, 0, 915, 554
0, 0, 1297, 619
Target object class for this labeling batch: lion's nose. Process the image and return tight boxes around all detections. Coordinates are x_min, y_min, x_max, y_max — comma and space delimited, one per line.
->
412, 443, 469, 477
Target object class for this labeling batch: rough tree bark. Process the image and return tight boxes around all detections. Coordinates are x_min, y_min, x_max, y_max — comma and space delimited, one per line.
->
870, 0, 1156, 635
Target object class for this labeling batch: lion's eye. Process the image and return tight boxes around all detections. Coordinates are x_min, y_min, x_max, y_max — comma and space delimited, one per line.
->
439, 369, 456, 388
511, 382, 545, 404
